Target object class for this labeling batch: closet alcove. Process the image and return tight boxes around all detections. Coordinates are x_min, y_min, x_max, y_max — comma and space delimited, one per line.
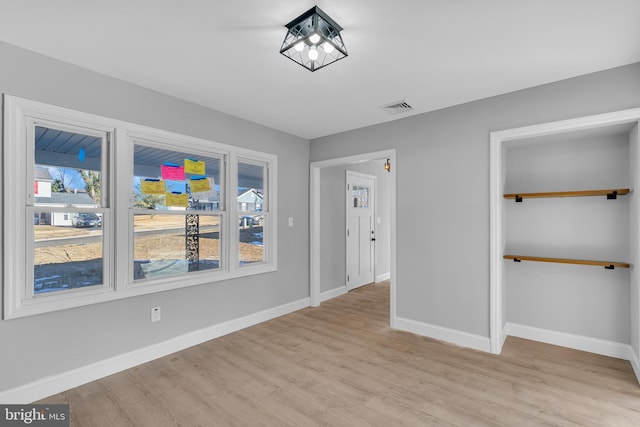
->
490, 109, 640, 380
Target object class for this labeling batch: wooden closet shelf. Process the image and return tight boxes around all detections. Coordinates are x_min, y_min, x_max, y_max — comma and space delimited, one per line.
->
504, 188, 630, 201
504, 255, 630, 269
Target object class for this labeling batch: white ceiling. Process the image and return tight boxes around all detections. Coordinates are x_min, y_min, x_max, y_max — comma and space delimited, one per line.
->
1, 1, 639, 140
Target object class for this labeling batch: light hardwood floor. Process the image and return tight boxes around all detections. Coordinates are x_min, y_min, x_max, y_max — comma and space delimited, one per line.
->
40, 282, 640, 426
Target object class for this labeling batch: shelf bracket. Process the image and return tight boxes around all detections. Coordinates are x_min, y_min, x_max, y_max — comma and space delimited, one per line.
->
607, 191, 618, 200
513, 258, 521, 262
515, 195, 523, 203
605, 265, 615, 270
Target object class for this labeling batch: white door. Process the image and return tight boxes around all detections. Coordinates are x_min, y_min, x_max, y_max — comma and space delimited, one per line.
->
346, 171, 376, 290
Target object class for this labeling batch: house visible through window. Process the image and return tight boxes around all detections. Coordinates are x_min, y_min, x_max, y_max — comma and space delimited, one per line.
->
4, 95, 277, 319
237, 159, 267, 265
32, 125, 109, 295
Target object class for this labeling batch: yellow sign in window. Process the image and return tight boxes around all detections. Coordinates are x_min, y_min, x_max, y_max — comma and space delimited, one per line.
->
184, 158, 206, 175
141, 179, 166, 194
165, 192, 189, 207
190, 177, 211, 192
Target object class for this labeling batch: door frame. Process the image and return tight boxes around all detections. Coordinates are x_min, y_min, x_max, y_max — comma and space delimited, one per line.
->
490, 108, 640, 356
345, 170, 377, 291
310, 149, 397, 328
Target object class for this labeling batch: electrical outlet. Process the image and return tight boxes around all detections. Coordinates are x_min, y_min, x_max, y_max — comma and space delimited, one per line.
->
151, 306, 161, 322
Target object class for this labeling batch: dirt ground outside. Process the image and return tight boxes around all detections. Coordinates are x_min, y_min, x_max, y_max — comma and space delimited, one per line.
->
34, 214, 264, 292
33, 214, 208, 239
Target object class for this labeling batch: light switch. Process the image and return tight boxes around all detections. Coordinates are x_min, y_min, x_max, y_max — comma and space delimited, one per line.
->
288, 217, 294, 227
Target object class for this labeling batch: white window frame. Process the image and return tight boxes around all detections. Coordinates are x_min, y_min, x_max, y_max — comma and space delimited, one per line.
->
3, 96, 116, 319
3, 95, 277, 319
125, 132, 229, 289
233, 155, 275, 269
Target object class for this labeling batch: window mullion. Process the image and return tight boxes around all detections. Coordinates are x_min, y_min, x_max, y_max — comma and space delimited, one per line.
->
228, 153, 239, 270
25, 121, 36, 207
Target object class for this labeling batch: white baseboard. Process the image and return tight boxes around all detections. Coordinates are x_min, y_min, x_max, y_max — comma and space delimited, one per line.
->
630, 349, 640, 386
0, 297, 310, 404
504, 322, 634, 361
394, 316, 491, 353
499, 327, 508, 352
375, 272, 390, 283
319, 286, 347, 303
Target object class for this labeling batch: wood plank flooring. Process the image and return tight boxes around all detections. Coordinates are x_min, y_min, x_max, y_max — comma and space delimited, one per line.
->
39, 282, 640, 426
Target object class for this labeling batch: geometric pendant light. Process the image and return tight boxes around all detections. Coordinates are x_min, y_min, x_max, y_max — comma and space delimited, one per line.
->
280, 6, 348, 72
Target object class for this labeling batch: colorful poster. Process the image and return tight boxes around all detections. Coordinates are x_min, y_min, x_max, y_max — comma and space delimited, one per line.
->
189, 176, 211, 193
165, 192, 189, 207
161, 163, 185, 181
141, 179, 166, 194
184, 158, 206, 175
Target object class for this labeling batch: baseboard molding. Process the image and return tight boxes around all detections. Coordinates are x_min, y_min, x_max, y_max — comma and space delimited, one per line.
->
0, 297, 310, 404
394, 316, 491, 353
630, 349, 640, 386
504, 322, 633, 361
375, 272, 390, 283
319, 286, 347, 303
496, 327, 508, 354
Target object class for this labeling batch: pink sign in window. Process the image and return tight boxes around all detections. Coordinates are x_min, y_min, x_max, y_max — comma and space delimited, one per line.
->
161, 163, 185, 181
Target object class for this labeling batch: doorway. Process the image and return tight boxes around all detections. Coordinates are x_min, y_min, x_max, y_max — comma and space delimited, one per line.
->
346, 171, 376, 290
310, 149, 397, 327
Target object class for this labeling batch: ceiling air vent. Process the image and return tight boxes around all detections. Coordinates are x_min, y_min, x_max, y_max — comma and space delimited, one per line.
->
380, 100, 414, 115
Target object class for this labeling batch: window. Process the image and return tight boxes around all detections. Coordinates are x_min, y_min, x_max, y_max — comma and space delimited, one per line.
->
31, 124, 110, 295
4, 96, 277, 319
351, 185, 369, 208
237, 159, 268, 265
131, 143, 224, 282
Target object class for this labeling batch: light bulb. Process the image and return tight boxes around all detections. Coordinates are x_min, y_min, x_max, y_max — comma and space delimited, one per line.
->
294, 41, 304, 52
309, 33, 321, 44
323, 42, 334, 54
308, 46, 318, 61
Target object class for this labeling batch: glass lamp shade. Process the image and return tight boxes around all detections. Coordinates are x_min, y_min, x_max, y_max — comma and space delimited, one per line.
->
280, 6, 348, 72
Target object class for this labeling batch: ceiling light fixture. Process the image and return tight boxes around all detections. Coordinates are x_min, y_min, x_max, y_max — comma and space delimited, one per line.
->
280, 6, 348, 72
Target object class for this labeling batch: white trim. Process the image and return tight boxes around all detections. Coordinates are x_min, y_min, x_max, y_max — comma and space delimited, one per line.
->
504, 322, 634, 361
309, 149, 396, 327
319, 285, 348, 303
489, 108, 640, 355
499, 326, 508, 350
630, 349, 640, 386
394, 317, 491, 353
309, 166, 321, 307
489, 131, 504, 354
376, 272, 391, 283
492, 108, 640, 143
0, 296, 310, 404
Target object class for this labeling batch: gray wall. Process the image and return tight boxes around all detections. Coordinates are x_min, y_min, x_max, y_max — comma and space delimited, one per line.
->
311, 62, 640, 337
319, 161, 391, 293
320, 165, 346, 291
0, 42, 310, 392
